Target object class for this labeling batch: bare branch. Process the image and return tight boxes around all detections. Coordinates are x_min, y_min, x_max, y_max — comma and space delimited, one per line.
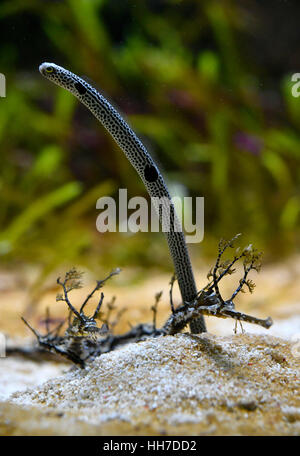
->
57, 276, 82, 320
93, 292, 105, 319
169, 275, 176, 313
151, 291, 162, 330
20, 243, 272, 368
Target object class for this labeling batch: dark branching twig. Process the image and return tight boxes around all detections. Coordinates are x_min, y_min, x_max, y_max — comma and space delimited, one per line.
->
169, 274, 176, 313
20, 269, 120, 367
20, 236, 273, 368
79, 268, 120, 314
162, 235, 271, 335
20, 316, 84, 366
151, 291, 162, 330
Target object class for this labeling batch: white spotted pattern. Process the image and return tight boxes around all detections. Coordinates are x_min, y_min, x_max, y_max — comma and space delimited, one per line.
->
39, 62, 206, 333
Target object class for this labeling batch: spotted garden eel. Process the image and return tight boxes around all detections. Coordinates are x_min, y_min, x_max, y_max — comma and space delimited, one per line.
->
39, 62, 206, 333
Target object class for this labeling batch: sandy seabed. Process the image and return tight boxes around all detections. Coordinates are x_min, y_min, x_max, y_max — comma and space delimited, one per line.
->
1, 332, 299, 436
1, 259, 300, 435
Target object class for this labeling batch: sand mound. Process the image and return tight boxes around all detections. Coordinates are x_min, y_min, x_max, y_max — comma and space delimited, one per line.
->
8, 332, 300, 435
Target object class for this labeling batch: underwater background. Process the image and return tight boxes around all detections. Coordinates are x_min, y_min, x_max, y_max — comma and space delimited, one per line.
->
0, 0, 299, 290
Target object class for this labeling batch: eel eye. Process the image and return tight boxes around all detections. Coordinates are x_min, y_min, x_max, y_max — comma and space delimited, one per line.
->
46, 66, 54, 73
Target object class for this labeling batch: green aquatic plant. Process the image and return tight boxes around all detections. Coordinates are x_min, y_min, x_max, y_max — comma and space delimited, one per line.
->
0, 0, 299, 281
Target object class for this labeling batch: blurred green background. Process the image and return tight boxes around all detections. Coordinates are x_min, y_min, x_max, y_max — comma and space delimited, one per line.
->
0, 0, 299, 288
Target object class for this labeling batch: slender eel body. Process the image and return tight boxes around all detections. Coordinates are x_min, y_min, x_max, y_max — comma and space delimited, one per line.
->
39, 62, 206, 333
